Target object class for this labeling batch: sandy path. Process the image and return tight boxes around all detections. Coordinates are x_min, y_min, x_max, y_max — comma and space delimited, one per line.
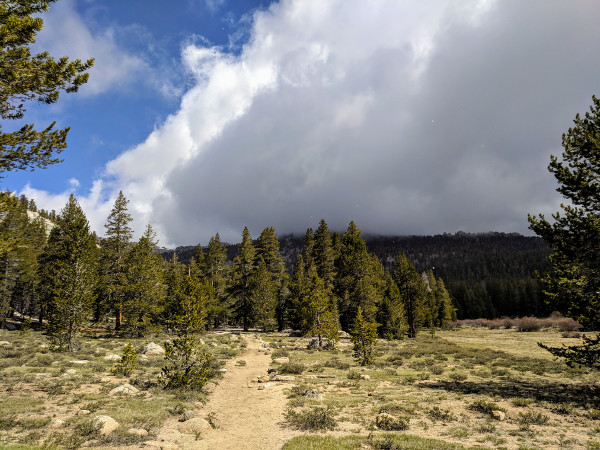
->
152, 334, 300, 450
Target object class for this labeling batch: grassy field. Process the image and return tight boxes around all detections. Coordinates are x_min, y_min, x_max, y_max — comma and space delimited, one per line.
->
0, 329, 241, 449
0, 325, 598, 449
270, 327, 599, 450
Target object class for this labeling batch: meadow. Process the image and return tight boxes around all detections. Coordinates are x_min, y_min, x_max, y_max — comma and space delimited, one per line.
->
0, 324, 598, 449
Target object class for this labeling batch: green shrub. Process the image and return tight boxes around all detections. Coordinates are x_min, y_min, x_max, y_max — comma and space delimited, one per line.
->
518, 411, 549, 425
469, 400, 504, 415
448, 371, 467, 382
285, 406, 337, 431
511, 397, 534, 407
376, 413, 409, 431
111, 343, 138, 377
161, 337, 213, 390
323, 357, 350, 370
279, 362, 305, 374
347, 369, 361, 380
427, 407, 456, 422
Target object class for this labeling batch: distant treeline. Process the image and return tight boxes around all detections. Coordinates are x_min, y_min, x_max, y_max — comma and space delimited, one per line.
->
162, 232, 551, 320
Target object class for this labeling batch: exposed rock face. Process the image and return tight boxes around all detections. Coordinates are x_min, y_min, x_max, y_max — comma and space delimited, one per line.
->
94, 415, 120, 435
177, 417, 212, 434
109, 383, 139, 396
144, 342, 165, 355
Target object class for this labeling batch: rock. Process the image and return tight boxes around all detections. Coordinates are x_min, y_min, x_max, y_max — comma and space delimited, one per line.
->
273, 357, 290, 364
127, 427, 149, 436
338, 330, 351, 338
258, 382, 275, 389
179, 410, 196, 422
491, 410, 506, 421
94, 415, 120, 435
260, 342, 270, 348
139, 354, 149, 361
144, 342, 165, 355
109, 383, 139, 396
307, 338, 320, 349
0, 340, 11, 346
360, 374, 370, 380
199, 339, 205, 345
270, 375, 295, 382
177, 417, 212, 434
104, 354, 121, 361
71, 359, 89, 365
66, 369, 77, 375
302, 389, 323, 400
60, 373, 70, 379
256, 375, 270, 383
219, 368, 227, 373
78, 409, 91, 415
267, 367, 277, 374
100, 377, 112, 383
50, 419, 64, 429
211, 342, 218, 347
39, 343, 49, 349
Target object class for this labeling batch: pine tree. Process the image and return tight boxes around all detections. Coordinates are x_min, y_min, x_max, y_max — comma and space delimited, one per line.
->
305, 274, 340, 349
229, 227, 256, 331
101, 191, 133, 330
529, 96, 600, 329
256, 226, 288, 330
40, 194, 98, 351
313, 219, 336, 294
0, 0, 93, 173
392, 252, 426, 338
301, 228, 315, 270
350, 306, 379, 366
122, 230, 165, 335
205, 233, 229, 327
251, 258, 278, 331
377, 273, 407, 339
335, 221, 380, 330
288, 254, 309, 330
162, 253, 185, 330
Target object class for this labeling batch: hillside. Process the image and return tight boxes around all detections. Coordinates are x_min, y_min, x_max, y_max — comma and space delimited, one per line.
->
160, 232, 551, 320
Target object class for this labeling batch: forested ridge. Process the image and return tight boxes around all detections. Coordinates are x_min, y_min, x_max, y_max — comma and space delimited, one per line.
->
161, 232, 550, 321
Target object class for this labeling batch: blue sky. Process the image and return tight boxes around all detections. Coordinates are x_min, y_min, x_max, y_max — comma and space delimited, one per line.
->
4, 0, 600, 246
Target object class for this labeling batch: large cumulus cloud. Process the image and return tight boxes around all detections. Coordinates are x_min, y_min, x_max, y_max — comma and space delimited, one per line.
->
25, 0, 600, 246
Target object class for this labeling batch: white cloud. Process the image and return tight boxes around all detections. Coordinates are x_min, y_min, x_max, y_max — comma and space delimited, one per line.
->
36, 0, 149, 96
23, 0, 600, 247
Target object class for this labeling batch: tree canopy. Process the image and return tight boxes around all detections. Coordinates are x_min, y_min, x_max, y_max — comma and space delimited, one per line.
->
0, 0, 93, 173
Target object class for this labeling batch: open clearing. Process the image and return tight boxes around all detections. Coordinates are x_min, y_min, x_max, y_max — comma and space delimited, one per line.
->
0, 326, 598, 449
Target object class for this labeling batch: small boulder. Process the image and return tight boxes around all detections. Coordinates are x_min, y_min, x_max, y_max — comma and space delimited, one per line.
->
270, 375, 295, 382
127, 427, 148, 436
491, 410, 506, 421
109, 383, 139, 396
0, 340, 11, 346
302, 389, 323, 400
94, 415, 120, 435
78, 409, 91, 415
219, 368, 227, 373
179, 410, 196, 422
144, 342, 165, 355
338, 330, 351, 339
258, 382, 275, 390
360, 374, 370, 380
71, 359, 89, 365
104, 354, 121, 361
273, 357, 290, 364
256, 375, 270, 383
177, 417, 212, 435
99, 377, 112, 383
50, 419, 64, 429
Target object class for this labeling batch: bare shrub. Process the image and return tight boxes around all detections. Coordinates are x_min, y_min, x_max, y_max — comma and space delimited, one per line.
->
515, 317, 544, 332
556, 318, 582, 333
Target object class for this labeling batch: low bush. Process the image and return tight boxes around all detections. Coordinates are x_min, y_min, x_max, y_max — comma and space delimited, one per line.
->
279, 363, 305, 374
322, 357, 350, 370
470, 400, 505, 416
515, 317, 547, 332
376, 413, 409, 431
285, 406, 337, 431
427, 407, 456, 422
518, 411, 549, 425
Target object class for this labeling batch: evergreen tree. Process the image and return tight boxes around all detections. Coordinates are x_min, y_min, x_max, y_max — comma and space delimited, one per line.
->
313, 219, 336, 293
39, 194, 98, 351
288, 254, 309, 330
434, 276, 456, 327
301, 228, 315, 270
529, 96, 600, 329
122, 230, 165, 335
101, 191, 133, 330
377, 273, 407, 339
304, 274, 340, 349
229, 227, 256, 331
350, 306, 379, 366
392, 252, 426, 338
251, 258, 278, 331
256, 226, 288, 330
162, 252, 185, 330
205, 233, 229, 327
0, 0, 93, 173
335, 221, 380, 330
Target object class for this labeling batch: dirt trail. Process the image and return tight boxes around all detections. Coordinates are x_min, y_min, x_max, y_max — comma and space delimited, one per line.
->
152, 334, 300, 450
